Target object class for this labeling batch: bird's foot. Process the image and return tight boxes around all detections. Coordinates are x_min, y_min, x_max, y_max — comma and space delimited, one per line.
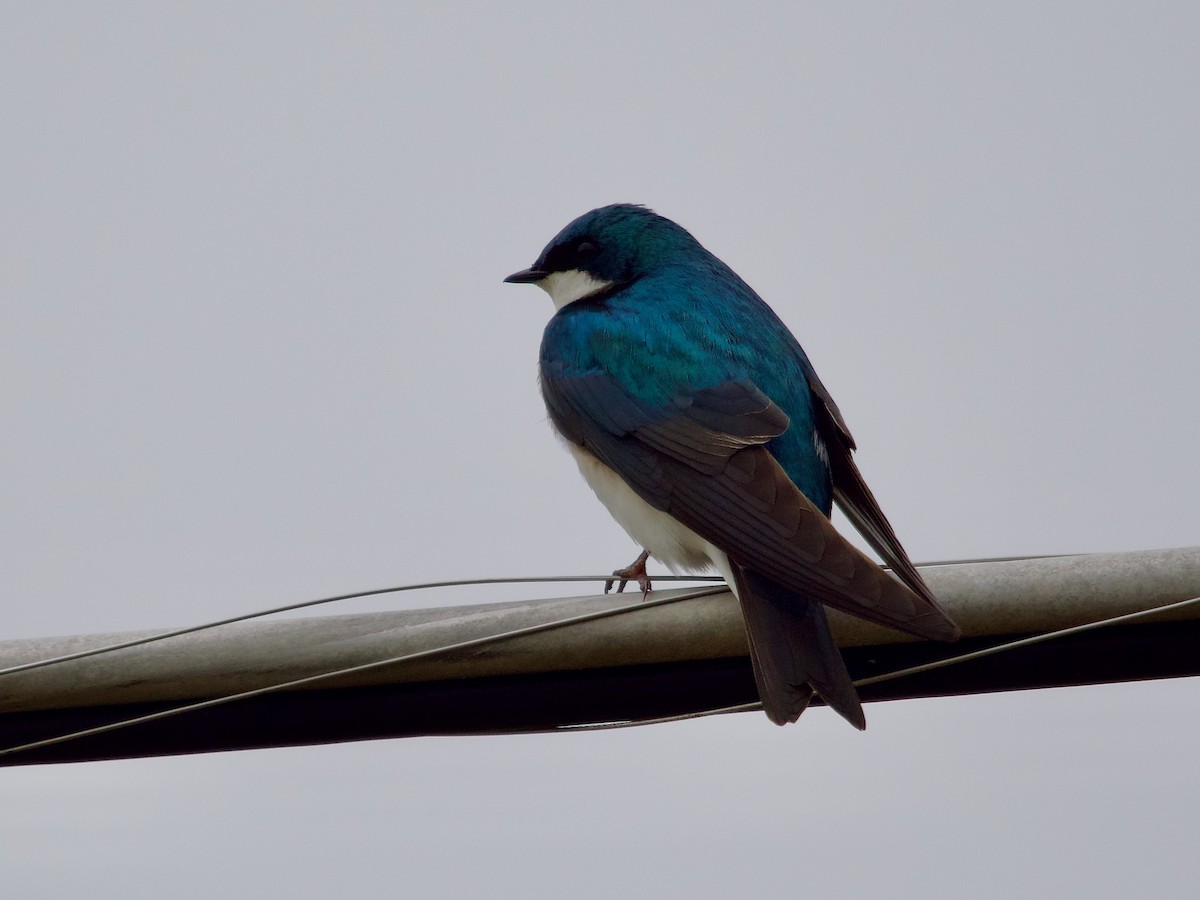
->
604, 549, 652, 598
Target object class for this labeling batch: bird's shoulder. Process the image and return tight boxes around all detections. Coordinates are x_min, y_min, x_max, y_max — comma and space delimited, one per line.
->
541, 264, 844, 514
539, 263, 783, 395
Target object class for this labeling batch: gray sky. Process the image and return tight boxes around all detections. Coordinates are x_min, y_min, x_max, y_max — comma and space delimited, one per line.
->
2, 3, 1198, 897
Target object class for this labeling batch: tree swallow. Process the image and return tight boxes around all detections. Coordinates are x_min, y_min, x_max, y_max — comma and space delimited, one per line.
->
505, 204, 960, 728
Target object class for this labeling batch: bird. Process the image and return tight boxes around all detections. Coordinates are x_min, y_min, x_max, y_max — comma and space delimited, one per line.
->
504, 204, 960, 728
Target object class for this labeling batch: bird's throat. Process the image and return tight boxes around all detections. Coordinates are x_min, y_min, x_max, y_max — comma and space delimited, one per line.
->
539, 269, 615, 310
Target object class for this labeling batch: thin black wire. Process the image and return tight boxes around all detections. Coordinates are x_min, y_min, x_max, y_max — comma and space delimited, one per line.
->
0, 552, 1071, 680
0, 573, 723, 679
0, 586, 727, 759
911, 553, 1075, 567
852, 592, 1200, 688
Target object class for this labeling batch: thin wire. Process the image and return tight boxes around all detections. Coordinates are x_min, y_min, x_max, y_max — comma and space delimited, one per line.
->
0, 550, 1079, 679
0, 586, 727, 760
851, 592, 1200, 688
909, 553, 1076, 567
556, 701, 764, 732
0, 573, 723, 680
0, 552, 1087, 683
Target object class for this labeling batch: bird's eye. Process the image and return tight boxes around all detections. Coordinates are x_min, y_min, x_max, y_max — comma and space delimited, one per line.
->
574, 240, 599, 261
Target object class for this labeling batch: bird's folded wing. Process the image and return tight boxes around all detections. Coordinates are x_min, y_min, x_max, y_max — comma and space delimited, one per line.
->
801, 363, 949, 615
542, 369, 960, 641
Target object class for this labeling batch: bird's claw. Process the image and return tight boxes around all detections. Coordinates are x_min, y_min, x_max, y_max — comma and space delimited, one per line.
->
604, 549, 652, 598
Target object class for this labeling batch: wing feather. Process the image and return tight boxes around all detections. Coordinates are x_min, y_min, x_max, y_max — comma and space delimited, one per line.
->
542, 369, 960, 642
803, 364, 950, 616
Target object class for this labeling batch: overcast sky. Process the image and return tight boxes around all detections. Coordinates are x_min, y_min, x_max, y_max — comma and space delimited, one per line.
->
2, 3, 1198, 897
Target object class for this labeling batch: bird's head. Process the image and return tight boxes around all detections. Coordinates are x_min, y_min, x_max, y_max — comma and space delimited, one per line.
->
504, 204, 699, 310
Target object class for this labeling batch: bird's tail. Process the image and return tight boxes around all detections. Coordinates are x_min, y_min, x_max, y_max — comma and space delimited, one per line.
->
731, 566, 865, 729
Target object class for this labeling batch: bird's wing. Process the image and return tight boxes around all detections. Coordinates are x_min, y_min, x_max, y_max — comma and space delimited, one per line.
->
542, 369, 960, 641
801, 364, 951, 618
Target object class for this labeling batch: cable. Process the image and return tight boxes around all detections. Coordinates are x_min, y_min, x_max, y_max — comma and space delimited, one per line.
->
5, 556, 1187, 756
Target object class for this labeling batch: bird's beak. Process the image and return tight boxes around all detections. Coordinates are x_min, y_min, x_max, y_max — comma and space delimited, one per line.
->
503, 267, 548, 284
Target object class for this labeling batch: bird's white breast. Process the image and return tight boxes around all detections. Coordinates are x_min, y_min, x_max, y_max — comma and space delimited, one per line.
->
564, 441, 737, 590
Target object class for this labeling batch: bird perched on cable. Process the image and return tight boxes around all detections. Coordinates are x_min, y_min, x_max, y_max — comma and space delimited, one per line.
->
505, 204, 959, 728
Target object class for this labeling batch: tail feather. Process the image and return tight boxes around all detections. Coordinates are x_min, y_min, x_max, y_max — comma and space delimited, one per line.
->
732, 565, 866, 729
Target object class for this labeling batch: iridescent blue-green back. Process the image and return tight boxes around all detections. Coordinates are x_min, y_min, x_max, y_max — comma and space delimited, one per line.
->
539, 242, 832, 514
